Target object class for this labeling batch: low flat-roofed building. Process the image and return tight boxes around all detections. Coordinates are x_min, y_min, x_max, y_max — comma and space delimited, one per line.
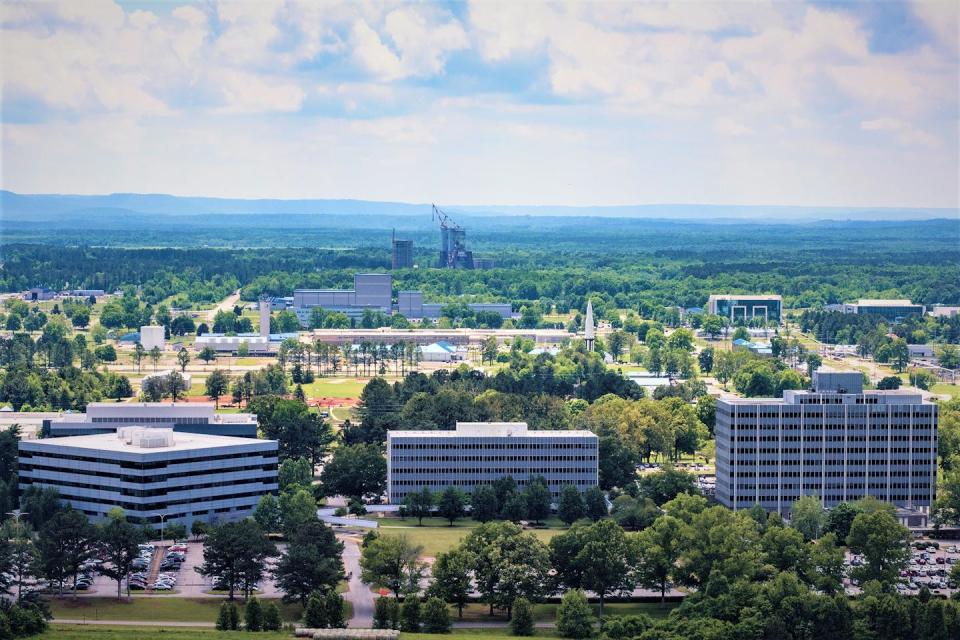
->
840, 299, 925, 322
707, 294, 782, 324
387, 421, 598, 504
18, 428, 278, 527
716, 371, 937, 515
44, 402, 258, 438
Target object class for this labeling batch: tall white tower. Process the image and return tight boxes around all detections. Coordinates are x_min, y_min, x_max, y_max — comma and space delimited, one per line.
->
259, 297, 271, 339
584, 299, 595, 352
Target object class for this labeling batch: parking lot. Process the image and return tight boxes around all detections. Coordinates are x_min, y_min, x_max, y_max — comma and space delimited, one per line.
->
845, 538, 959, 597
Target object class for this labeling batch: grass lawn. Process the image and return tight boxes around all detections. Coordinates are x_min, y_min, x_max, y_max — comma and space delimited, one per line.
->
380, 518, 566, 556
407, 632, 562, 640
932, 383, 960, 399
46, 626, 289, 639
299, 378, 374, 399
48, 597, 303, 624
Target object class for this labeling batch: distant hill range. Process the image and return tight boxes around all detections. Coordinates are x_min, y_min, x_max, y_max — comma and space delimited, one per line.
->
1, 190, 954, 223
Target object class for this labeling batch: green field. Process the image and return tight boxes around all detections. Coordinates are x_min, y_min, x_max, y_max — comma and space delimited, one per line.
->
379, 518, 566, 556
46, 627, 288, 640
454, 601, 677, 622
299, 377, 393, 399
932, 383, 960, 399
49, 597, 303, 624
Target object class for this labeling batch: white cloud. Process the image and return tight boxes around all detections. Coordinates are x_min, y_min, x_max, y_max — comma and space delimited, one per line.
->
714, 117, 754, 137
860, 118, 939, 148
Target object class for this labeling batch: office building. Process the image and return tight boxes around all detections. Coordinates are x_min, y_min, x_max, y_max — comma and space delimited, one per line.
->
140, 325, 165, 351
44, 402, 259, 438
392, 236, 414, 269
387, 422, 598, 503
707, 294, 782, 324
18, 428, 278, 528
836, 299, 926, 322
715, 371, 937, 515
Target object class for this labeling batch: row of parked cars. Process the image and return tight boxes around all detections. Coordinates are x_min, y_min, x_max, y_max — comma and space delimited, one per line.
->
127, 543, 188, 592
73, 558, 103, 591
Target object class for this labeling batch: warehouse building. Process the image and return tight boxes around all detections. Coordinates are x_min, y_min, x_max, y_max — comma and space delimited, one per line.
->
707, 294, 782, 324
715, 371, 937, 515
18, 428, 278, 528
294, 273, 392, 324
43, 402, 259, 438
387, 422, 598, 504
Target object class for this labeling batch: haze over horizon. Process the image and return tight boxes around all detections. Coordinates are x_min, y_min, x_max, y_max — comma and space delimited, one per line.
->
1, 1, 958, 211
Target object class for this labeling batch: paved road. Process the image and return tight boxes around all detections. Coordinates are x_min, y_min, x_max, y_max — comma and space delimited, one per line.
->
206, 290, 242, 323
55, 619, 216, 627
341, 537, 375, 628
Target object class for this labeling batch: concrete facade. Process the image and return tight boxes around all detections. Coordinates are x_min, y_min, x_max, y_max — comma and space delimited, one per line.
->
18, 429, 278, 528
715, 371, 937, 514
44, 402, 259, 438
387, 422, 598, 503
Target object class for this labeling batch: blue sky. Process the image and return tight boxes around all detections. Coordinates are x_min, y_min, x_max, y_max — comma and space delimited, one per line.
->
1, 1, 957, 209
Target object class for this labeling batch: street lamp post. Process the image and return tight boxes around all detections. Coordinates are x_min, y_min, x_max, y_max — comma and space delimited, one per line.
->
5, 511, 29, 602
158, 513, 169, 547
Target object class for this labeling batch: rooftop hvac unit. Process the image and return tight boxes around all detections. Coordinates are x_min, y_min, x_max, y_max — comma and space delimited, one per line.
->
133, 430, 174, 448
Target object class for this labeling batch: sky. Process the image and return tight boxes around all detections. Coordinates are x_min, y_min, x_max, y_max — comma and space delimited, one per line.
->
1, 0, 958, 209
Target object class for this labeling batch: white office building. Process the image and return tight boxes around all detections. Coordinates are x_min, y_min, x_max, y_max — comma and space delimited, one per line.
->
387, 422, 598, 504
43, 402, 259, 438
18, 428, 278, 528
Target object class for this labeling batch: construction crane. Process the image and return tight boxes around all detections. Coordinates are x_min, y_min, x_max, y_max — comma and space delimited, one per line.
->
431, 204, 472, 268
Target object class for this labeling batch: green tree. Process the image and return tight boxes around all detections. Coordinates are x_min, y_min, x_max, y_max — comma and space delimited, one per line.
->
584, 486, 607, 521
177, 347, 190, 373
790, 495, 826, 541
280, 488, 317, 537
227, 603, 239, 630
325, 590, 347, 628
262, 602, 282, 631
204, 369, 230, 409
279, 457, 313, 492
37, 509, 96, 597
194, 520, 276, 600
698, 347, 714, 373
198, 346, 217, 367
305, 591, 327, 628
846, 509, 910, 586
274, 521, 345, 605
807, 532, 845, 595
253, 494, 282, 533
428, 548, 474, 618
148, 345, 161, 371
825, 502, 859, 541
437, 486, 466, 526
524, 476, 552, 525
319, 443, 386, 502
360, 535, 425, 598
400, 597, 421, 632
244, 596, 263, 631
634, 514, 684, 602
422, 596, 451, 633
467, 522, 551, 617
216, 602, 231, 630
404, 487, 435, 526
471, 485, 499, 523
510, 597, 535, 636
373, 596, 394, 629
552, 519, 636, 619
132, 342, 145, 372
97, 514, 145, 599
556, 589, 594, 639
558, 485, 585, 525
502, 491, 528, 522
890, 338, 910, 372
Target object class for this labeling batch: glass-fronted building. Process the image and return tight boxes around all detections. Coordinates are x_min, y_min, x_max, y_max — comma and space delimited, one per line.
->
707, 294, 782, 324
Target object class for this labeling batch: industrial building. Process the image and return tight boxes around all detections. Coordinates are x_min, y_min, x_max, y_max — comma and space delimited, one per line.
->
140, 325, 165, 351
829, 299, 926, 322
387, 422, 598, 503
418, 341, 467, 362
18, 428, 278, 528
396, 292, 513, 321
715, 371, 937, 515
194, 298, 290, 354
433, 205, 473, 269
293, 273, 392, 324
707, 294, 783, 324
43, 402, 259, 438
308, 327, 570, 347
391, 232, 413, 269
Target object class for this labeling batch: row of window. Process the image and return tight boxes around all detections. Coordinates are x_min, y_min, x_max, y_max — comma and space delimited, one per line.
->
741, 435, 934, 442
733, 494, 930, 503
391, 468, 596, 475
390, 478, 595, 488
724, 422, 936, 430
735, 470, 932, 478
734, 482, 932, 491
390, 442, 596, 450
391, 455, 596, 463
21, 479, 267, 511
89, 417, 210, 424
21, 471, 277, 498
20, 462, 277, 484
20, 449, 277, 469
733, 448, 932, 456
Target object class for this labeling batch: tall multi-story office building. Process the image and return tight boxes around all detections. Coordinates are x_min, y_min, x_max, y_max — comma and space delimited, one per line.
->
387, 422, 598, 503
43, 402, 259, 438
716, 371, 937, 515
19, 428, 278, 527
707, 294, 782, 324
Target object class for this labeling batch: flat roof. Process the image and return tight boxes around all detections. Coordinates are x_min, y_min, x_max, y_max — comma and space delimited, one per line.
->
390, 422, 595, 438
708, 294, 782, 301
21, 431, 274, 454
855, 299, 916, 306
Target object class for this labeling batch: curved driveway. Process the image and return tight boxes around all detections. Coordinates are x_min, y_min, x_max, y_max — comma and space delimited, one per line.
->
340, 536, 375, 628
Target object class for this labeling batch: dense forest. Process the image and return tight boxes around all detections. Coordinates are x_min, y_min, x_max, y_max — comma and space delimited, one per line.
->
2, 218, 958, 313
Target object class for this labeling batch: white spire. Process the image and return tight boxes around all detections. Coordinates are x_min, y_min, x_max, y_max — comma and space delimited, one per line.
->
584, 299, 595, 343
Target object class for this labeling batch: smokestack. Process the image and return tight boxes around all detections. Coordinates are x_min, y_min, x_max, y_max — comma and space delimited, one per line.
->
259, 296, 270, 339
